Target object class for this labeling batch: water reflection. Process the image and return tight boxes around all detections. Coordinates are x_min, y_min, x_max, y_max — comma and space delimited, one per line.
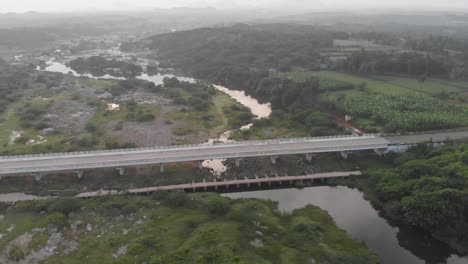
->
224, 186, 468, 264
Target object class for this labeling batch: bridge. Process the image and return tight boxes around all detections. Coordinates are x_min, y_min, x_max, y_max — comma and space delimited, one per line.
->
76, 171, 362, 198
0, 135, 388, 176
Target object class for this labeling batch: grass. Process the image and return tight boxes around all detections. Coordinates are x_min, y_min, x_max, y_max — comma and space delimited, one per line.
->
279, 71, 468, 98
165, 91, 252, 138
77, 79, 117, 91
0, 96, 71, 155
88, 104, 161, 125
0, 193, 378, 264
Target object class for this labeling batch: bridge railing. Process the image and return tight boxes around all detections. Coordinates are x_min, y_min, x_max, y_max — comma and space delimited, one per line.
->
0, 134, 381, 160
0, 142, 389, 173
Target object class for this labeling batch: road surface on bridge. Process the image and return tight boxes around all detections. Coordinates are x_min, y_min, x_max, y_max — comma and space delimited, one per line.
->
0, 135, 388, 175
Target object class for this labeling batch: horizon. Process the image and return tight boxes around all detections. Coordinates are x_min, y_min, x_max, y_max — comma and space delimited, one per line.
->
1, 0, 468, 14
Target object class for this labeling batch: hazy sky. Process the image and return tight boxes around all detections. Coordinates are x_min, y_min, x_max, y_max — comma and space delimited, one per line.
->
1, 0, 467, 13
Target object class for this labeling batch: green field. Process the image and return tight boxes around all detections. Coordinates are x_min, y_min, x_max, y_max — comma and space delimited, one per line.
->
278, 71, 468, 133
281, 71, 468, 96
0, 193, 378, 264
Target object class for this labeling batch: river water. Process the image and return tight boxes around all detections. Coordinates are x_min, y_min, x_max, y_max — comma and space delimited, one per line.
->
40, 59, 468, 264
224, 187, 468, 264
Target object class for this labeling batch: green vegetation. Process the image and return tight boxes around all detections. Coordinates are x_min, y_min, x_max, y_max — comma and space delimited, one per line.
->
278, 71, 468, 133
341, 94, 468, 132
69, 56, 143, 78
0, 193, 377, 263
162, 77, 254, 137
362, 145, 468, 253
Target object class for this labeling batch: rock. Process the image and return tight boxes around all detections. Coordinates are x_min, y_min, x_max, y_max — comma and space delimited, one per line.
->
39, 128, 55, 136
63, 240, 78, 255
135, 219, 144, 225
0, 214, 4, 222
45, 232, 64, 253
116, 215, 124, 221
86, 223, 93, 232
112, 245, 128, 259
32, 228, 46, 233
256, 230, 263, 236
122, 228, 130, 235
249, 238, 264, 248
97, 92, 113, 99
46, 224, 58, 235
70, 220, 83, 232
7, 225, 15, 233
0, 233, 4, 239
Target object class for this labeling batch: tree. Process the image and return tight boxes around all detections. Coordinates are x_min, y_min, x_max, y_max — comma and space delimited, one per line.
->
400, 189, 463, 230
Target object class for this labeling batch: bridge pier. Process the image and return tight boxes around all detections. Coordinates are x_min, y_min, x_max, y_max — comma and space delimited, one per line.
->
271, 156, 279, 165
235, 159, 242, 167
244, 177, 250, 188
340, 151, 350, 159
373, 149, 387, 156
33, 173, 42, 182
116, 167, 125, 176
159, 164, 165, 174
198, 160, 204, 170
203, 179, 207, 191
74, 170, 84, 179
214, 179, 218, 191
255, 175, 261, 187
306, 154, 316, 163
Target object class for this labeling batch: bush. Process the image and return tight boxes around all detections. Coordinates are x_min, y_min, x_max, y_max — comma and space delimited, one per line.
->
13, 200, 49, 213
164, 191, 189, 208
45, 212, 67, 227
85, 122, 98, 133
47, 198, 81, 214
8, 245, 25, 262
206, 197, 231, 216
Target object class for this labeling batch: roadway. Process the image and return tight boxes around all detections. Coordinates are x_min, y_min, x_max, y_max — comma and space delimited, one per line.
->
0, 135, 388, 175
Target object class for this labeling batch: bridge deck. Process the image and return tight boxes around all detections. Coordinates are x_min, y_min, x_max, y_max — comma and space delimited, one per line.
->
0, 135, 388, 175
76, 171, 361, 198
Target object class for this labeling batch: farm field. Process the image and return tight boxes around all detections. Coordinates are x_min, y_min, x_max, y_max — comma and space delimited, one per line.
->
278, 71, 468, 133
279, 71, 468, 96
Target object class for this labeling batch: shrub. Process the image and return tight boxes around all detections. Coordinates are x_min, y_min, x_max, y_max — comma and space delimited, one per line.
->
85, 122, 98, 133
47, 198, 81, 214
206, 197, 231, 216
45, 212, 67, 227
165, 191, 189, 208
8, 245, 25, 262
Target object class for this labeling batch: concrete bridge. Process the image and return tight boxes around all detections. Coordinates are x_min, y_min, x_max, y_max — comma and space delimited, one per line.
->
77, 171, 362, 198
0, 135, 388, 176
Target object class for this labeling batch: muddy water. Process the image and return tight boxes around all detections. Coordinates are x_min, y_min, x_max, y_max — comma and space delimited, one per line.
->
41, 60, 272, 175
224, 186, 468, 264
202, 85, 271, 176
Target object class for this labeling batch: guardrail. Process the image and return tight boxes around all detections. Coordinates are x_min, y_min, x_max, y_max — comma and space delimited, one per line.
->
0, 134, 381, 160
0, 142, 389, 174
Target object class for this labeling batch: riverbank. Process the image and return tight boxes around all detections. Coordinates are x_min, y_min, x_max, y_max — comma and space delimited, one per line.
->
0, 193, 378, 263
333, 144, 468, 256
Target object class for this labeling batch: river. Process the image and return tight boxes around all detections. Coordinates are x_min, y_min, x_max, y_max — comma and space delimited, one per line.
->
225, 186, 468, 264
40, 59, 467, 264
42, 60, 272, 175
